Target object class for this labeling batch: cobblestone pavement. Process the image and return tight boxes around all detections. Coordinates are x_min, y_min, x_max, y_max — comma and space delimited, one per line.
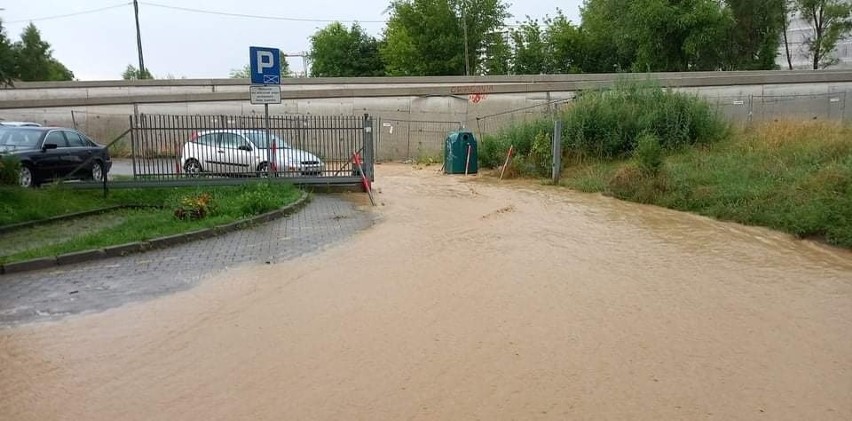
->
0, 195, 375, 326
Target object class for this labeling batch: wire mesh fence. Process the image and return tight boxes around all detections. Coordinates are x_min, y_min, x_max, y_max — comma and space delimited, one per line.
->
375, 118, 464, 162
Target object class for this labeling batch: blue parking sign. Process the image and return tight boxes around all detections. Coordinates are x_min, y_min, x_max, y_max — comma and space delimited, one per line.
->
250, 46, 281, 85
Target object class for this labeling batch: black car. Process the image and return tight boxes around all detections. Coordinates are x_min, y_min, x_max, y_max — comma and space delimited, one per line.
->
0, 126, 112, 187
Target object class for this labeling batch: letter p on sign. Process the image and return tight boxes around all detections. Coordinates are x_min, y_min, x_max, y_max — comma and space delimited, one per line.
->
249, 46, 281, 85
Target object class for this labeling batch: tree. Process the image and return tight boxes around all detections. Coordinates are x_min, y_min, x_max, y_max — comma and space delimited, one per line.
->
504, 11, 585, 75
122, 64, 153, 80
724, 0, 785, 70
541, 12, 584, 74
480, 30, 511, 74
381, 0, 510, 76
228, 52, 291, 79
794, 0, 852, 69
578, 0, 733, 72
12, 23, 74, 81
782, 0, 795, 69
309, 22, 384, 77
511, 18, 549, 74
0, 19, 15, 86
578, 0, 637, 72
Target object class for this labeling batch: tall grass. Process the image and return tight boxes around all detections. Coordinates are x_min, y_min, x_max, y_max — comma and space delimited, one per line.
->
480, 80, 728, 174
564, 121, 852, 249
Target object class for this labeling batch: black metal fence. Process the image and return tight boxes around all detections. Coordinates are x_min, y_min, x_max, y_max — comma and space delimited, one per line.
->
128, 114, 374, 185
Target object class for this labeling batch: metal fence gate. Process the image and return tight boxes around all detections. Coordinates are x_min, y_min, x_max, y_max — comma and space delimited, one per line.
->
127, 114, 374, 187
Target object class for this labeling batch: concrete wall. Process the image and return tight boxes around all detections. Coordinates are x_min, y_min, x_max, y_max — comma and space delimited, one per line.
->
1, 72, 850, 161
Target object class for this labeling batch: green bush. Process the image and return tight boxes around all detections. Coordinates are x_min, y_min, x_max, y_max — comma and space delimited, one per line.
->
0, 156, 20, 186
635, 132, 664, 176
479, 80, 728, 176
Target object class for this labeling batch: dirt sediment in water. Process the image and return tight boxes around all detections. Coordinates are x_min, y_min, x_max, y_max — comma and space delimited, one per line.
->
2, 164, 851, 420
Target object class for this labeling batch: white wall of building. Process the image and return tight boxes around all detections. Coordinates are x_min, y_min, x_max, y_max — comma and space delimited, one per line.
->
778, 14, 852, 70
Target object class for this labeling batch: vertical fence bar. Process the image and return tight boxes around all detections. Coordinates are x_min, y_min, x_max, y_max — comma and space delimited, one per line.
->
130, 115, 138, 180
552, 120, 563, 184
364, 114, 374, 181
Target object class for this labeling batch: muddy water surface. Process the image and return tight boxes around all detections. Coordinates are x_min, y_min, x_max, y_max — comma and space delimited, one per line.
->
2, 164, 851, 420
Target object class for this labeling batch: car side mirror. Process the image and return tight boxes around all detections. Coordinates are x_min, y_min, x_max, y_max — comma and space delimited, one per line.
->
42, 143, 58, 151
238, 145, 252, 152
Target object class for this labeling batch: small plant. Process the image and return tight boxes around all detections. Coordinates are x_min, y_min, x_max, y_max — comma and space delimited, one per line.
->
0, 156, 21, 186
236, 182, 280, 217
174, 192, 214, 220
635, 132, 664, 176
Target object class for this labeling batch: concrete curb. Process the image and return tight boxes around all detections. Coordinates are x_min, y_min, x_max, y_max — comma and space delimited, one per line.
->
0, 192, 311, 276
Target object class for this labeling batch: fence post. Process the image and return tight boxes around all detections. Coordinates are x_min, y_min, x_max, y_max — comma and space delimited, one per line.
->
844, 91, 849, 124
363, 114, 375, 181
552, 120, 563, 184
129, 115, 138, 180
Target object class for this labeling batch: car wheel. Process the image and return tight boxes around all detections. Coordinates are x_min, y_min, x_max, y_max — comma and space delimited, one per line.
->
19, 165, 36, 188
257, 162, 274, 178
91, 161, 105, 182
184, 159, 202, 177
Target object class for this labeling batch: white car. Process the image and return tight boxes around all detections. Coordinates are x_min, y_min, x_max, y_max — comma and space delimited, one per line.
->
180, 129, 325, 177
0, 121, 42, 127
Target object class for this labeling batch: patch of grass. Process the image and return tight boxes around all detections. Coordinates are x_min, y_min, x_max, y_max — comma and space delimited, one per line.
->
0, 182, 302, 263
559, 121, 852, 249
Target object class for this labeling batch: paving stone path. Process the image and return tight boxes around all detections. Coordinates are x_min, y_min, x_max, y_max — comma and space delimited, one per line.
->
0, 195, 374, 326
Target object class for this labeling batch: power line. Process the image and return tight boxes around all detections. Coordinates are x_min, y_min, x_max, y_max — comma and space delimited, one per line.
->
139, 2, 386, 24
6, 2, 132, 24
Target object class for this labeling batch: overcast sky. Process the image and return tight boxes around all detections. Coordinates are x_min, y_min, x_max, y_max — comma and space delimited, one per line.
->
1, 1, 584, 80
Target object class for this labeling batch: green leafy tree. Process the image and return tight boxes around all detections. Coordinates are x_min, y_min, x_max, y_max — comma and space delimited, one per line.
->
381, 0, 510, 76
578, 0, 636, 72
122, 64, 153, 80
545, 12, 584, 73
579, 0, 733, 72
229, 52, 292, 79
724, 0, 785, 70
794, 0, 852, 69
0, 19, 15, 86
480, 30, 511, 74
502, 11, 585, 75
511, 17, 549, 74
12, 23, 74, 81
309, 22, 384, 77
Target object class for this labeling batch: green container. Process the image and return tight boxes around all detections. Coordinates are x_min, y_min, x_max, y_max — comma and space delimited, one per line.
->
444, 131, 478, 174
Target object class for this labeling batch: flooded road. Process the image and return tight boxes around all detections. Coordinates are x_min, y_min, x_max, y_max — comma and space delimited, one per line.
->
2, 164, 851, 420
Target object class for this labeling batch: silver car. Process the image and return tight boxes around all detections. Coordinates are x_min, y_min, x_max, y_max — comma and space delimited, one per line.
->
180, 130, 325, 177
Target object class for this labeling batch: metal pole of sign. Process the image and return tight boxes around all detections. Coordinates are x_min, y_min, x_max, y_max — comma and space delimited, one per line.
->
265, 103, 272, 177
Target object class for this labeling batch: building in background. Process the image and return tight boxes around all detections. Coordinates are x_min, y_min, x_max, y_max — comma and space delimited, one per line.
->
778, 14, 852, 70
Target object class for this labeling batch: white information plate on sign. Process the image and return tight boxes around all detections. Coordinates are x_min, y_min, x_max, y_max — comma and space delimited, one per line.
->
250, 85, 282, 104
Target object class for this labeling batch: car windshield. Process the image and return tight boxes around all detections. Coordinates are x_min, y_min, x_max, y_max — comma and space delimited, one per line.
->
0, 128, 43, 148
244, 131, 291, 149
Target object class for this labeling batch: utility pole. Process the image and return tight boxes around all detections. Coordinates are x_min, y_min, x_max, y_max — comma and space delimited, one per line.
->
133, 0, 147, 78
461, 0, 470, 76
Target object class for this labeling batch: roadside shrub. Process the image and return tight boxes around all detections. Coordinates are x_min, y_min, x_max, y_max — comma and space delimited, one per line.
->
563, 80, 727, 158
479, 80, 727, 176
0, 156, 20, 186
635, 132, 664, 176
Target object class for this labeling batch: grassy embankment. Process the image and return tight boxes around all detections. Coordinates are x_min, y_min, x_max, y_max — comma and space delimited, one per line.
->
0, 182, 302, 263
479, 82, 852, 249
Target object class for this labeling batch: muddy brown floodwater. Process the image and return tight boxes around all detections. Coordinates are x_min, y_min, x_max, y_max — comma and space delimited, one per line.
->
2, 164, 851, 420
